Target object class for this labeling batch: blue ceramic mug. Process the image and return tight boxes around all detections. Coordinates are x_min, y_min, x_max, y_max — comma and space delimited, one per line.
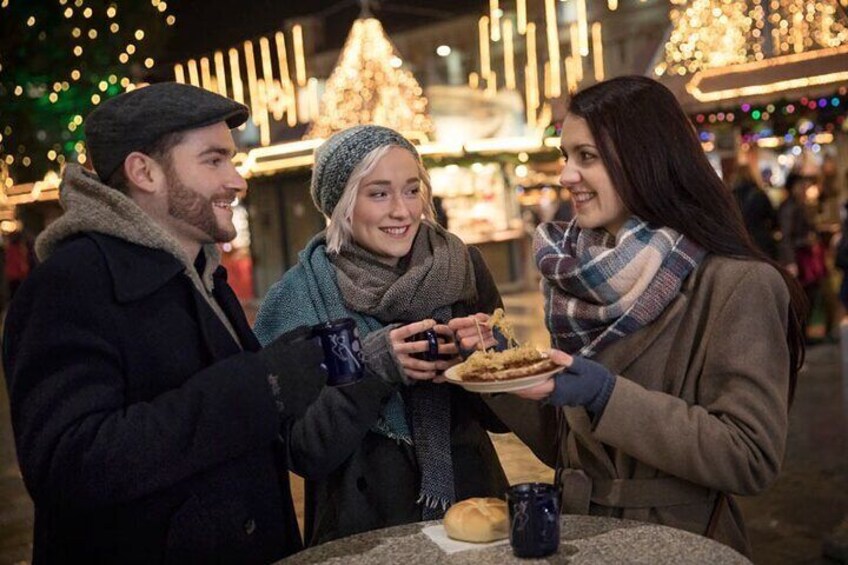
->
408, 328, 440, 362
506, 482, 561, 558
310, 318, 365, 386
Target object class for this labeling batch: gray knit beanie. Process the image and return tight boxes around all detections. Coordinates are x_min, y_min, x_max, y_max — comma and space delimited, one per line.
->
310, 125, 419, 217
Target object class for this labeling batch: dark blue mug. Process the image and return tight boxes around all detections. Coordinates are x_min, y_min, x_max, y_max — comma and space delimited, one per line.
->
408, 329, 440, 362
506, 482, 561, 558
310, 318, 365, 387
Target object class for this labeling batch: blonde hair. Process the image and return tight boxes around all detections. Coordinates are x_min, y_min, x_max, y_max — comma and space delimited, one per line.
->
326, 145, 435, 254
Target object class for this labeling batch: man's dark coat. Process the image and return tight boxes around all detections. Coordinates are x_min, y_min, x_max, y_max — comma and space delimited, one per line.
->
4, 232, 302, 564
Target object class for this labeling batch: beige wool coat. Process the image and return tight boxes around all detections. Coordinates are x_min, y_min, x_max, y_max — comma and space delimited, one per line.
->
487, 255, 791, 557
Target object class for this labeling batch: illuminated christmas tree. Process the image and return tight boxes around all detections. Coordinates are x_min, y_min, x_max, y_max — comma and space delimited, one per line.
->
0, 0, 174, 185
306, 16, 434, 141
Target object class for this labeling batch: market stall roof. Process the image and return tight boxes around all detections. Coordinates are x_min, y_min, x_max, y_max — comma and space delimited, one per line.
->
660, 46, 848, 113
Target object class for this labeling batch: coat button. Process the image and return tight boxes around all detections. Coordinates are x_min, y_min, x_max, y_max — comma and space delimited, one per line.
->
356, 477, 368, 492
244, 518, 256, 535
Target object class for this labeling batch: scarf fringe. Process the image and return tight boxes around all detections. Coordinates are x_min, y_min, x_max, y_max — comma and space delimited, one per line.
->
417, 492, 452, 511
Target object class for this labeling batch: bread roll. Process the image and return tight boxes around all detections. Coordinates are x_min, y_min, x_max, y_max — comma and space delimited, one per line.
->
443, 497, 508, 543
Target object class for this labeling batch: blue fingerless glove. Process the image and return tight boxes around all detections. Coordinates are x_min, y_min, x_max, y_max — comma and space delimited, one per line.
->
546, 355, 616, 417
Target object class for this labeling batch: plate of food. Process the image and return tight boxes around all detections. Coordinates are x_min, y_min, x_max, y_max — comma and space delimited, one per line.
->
444, 348, 561, 393
444, 309, 562, 393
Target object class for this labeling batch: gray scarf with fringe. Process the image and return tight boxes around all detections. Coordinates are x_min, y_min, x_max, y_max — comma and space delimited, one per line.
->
330, 223, 477, 518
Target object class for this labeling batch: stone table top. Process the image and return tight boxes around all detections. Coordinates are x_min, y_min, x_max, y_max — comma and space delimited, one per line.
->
280, 515, 750, 564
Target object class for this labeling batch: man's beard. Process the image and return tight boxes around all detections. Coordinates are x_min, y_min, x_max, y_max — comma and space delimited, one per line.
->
165, 172, 236, 243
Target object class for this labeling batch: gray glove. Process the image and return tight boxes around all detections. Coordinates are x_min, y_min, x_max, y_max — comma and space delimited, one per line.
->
360, 325, 407, 385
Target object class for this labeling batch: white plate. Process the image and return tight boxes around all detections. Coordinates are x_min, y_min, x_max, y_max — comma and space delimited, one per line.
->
443, 364, 561, 393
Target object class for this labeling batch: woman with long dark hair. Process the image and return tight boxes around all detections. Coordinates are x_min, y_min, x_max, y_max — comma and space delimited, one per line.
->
488, 76, 805, 558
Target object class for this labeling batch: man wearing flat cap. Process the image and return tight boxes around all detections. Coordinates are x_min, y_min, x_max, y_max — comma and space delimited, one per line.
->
2, 82, 337, 563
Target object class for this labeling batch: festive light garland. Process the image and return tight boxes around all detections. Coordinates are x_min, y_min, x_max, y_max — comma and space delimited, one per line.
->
657, 0, 848, 77
692, 86, 847, 149
1, 0, 173, 185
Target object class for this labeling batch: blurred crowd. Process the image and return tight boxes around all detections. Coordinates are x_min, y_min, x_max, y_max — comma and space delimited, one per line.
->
730, 148, 844, 344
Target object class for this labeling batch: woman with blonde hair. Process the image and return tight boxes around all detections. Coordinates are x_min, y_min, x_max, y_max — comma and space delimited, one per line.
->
255, 125, 508, 546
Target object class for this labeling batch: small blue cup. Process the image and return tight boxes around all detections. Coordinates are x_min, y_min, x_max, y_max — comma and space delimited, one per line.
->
310, 318, 365, 387
506, 482, 561, 558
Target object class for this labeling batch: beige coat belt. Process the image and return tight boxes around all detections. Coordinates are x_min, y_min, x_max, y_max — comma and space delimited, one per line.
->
560, 469, 714, 514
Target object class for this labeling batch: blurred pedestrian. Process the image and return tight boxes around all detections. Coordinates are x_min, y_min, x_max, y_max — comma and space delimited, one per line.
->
834, 202, 848, 315
779, 172, 833, 341
732, 162, 779, 260
4, 231, 31, 301
552, 188, 574, 223
432, 195, 449, 229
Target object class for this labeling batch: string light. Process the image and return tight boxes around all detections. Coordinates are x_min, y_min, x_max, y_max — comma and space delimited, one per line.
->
292, 24, 307, 87
243, 40, 259, 122
187, 58, 200, 87
200, 56, 213, 91
576, 0, 589, 57
517, 0, 527, 35
544, 0, 561, 98
228, 48, 245, 106
174, 63, 186, 84
659, 0, 848, 77
503, 19, 516, 90
592, 22, 604, 82
490, 0, 501, 42
214, 51, 228, 97
305, 17, 434, 141
479, 16, 491, 80
569, 23, 583, 82
525, 22, 539, 127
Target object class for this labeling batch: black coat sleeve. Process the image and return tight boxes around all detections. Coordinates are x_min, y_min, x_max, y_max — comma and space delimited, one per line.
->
468, 246, 504, 314
285, 375, 397, 480
3, 254, 281, 508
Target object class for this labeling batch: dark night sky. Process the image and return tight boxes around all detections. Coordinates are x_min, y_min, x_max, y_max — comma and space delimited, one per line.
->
164, 0, 484, 64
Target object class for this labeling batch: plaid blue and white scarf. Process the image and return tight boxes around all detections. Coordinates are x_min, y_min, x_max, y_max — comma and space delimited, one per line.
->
534, 217, 706, 357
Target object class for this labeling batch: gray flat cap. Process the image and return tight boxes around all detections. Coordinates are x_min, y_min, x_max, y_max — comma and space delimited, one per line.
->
311, 125, 419, 217
84, 82, 249, 181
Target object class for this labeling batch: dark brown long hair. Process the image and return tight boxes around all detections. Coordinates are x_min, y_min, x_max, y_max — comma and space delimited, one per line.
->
567, 75, 805, 404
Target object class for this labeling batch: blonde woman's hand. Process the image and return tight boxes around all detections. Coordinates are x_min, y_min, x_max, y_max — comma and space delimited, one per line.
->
389, 320, 457, 383
447, 313, 498, 352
